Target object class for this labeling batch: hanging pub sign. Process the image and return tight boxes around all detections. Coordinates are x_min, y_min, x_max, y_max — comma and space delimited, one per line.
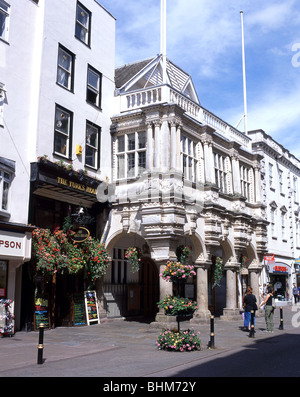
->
84, 290, 100, 325
72, 227, 90, 243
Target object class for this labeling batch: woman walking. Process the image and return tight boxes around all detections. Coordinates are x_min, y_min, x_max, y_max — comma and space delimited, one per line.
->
259, 286, 275, 332
243, 287, 257, 331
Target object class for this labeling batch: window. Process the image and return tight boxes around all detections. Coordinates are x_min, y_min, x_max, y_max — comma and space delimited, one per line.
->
240, 165, 251, 201
85, 122, 100, 169
111, 248, 128, 284
294, 176, 298, 202
0, 169, 10, 211
181, 135, 199, 183
270, 201, 277, 238
214, 152, 228, 193
57, 45, 74, 91
269, 163, 274, 188
0, 261, 7, 298
0, 0, 9, 42
279, 169, 283, 194
75, 2, 91, 46
87, 66, 102, 108
54, 105, 72, 158
0, 83, 5, 126
116, 132, 146, 179
281, 207, 287, 240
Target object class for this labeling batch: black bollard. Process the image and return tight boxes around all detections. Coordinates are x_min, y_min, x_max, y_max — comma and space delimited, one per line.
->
279, 307, 284, 330
37, 323, 44, 365
249, 310, 255, 338
209, 315, 215, 348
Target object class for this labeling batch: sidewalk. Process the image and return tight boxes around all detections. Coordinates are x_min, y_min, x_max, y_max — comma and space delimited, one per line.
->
0, 305, 298, 377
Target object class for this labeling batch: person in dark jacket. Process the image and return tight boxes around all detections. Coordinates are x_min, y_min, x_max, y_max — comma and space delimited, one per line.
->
243, 286, 257, 331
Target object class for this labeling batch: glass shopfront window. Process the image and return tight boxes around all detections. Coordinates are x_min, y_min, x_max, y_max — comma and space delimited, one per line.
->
0, 260, 7, 298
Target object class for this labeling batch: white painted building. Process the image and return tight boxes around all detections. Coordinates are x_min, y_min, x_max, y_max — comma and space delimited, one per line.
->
249, 129, 300, 304
0, 0, 115, 329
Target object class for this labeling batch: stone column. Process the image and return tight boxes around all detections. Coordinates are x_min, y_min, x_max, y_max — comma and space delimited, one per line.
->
154, 120, 161, 169
146, 122, 154, 170
191, 264, 211, 324
161, 118, 170, 170
154, 262, 174, 326
170, 121, 177, 170
202, 137, 215, 184
231, 153, 241, 195
222, 267, 240, 320
249, 269, 260, 303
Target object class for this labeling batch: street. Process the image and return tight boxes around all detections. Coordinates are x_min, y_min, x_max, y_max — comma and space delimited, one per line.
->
0, 305, 299, 381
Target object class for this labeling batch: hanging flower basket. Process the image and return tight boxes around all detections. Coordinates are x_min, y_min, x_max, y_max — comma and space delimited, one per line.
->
156, 328, 201, 352
157, 295, 198, 317
31, 227, 110, 286
213, 256, 224, 288
160, 260, 196, 282
240, 255, 249, 269
125, 247, 141, 273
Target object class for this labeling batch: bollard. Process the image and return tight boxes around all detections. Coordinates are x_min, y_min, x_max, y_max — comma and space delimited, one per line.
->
209, 315, 215, 349
279, 307, 284, 330
249, 310, 255, 338
37, 323, 44, 365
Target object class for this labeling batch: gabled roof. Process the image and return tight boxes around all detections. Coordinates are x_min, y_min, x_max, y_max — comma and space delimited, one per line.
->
115, 55, 200, 105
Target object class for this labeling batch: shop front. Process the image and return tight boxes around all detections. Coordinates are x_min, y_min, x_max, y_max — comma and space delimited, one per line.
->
267, 262, 292, 303
22, 159, 109, 330
0, 221, 34, 332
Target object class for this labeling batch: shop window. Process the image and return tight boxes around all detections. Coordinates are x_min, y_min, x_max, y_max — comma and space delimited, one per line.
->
115, 131, 146, 179
0, 260, 7, 298
181, 135, 199, 183
54, 105, 73, 159
0, 0, 10, 42
75, 1, 91, 46
57, 44, 75, 91
85, 121, 100, 169
87, 65, 102, 108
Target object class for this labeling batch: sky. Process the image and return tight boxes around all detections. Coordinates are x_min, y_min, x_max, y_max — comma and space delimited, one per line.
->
98, 0, 300, 159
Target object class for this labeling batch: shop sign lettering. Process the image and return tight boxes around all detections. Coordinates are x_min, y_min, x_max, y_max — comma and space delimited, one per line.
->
0, 232, 25, 258
57, 177, 97, 195
274, 266, 287, 272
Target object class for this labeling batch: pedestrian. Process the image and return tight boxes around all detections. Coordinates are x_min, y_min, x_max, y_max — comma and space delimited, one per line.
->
242, 286, 257, 331
259, 286, 275, 332
293, 284, 299, 304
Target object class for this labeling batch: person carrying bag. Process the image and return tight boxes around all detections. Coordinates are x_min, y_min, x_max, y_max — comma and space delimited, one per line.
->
259, 286, 275, 333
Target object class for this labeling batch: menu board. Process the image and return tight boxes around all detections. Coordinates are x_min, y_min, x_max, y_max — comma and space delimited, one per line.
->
34, 297, 49, 330
72, 293, 86, 326
84, 291, 100, 325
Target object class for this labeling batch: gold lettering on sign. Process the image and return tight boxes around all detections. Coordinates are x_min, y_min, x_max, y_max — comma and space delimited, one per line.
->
56, 177, 96, 195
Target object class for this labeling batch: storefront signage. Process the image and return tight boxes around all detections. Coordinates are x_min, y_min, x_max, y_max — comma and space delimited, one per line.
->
72, 293, 86, 326
84, 290, 100, 325
72, 227, 90, 243
268, 263, 291, 274
0, 231, 26, 259
34, 297, 49, 330
57, 177, 97, 195
264, 254, 275, 262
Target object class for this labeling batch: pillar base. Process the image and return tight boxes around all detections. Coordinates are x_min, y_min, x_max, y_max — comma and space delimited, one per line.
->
190, 310, 211, 324
220, 308, 241, 321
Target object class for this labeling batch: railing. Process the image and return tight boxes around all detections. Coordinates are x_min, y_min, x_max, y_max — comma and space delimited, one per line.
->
115, 84, 251, 150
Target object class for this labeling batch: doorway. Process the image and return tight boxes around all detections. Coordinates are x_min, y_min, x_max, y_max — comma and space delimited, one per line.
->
139, 258, 159, 320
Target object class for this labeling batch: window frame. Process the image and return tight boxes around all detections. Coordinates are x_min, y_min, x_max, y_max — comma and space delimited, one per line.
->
0, 0, 10, 43
0, 168, 11, 213
53, 104, 73, 159
75, 1, 91, 47
115, 131, 147, 180
85, 121, 101, 170
56, 44, 75, 92
87, 65, 102, 109
181, 134, 199, 183
0, 260, 8, 298
214, 152, 228, 194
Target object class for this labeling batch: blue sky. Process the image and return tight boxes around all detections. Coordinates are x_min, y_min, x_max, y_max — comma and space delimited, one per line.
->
99, 0, 300, 159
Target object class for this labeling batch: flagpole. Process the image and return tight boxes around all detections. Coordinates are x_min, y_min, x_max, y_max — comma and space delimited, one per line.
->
161, 0, 167, 84
240, 10, 248, 135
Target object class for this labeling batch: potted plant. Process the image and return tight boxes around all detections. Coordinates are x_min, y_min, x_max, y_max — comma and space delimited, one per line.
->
156, 328, 201, 352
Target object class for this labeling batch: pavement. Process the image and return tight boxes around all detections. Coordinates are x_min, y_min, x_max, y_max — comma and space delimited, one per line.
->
0, 304, 299, 380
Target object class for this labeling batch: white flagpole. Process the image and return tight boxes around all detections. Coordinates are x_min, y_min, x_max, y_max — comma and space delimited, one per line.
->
161, 0, 167, 84
240, 10, 248, 135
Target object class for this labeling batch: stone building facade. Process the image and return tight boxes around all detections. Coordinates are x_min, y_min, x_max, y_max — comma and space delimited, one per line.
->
102, 55, 268, 322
